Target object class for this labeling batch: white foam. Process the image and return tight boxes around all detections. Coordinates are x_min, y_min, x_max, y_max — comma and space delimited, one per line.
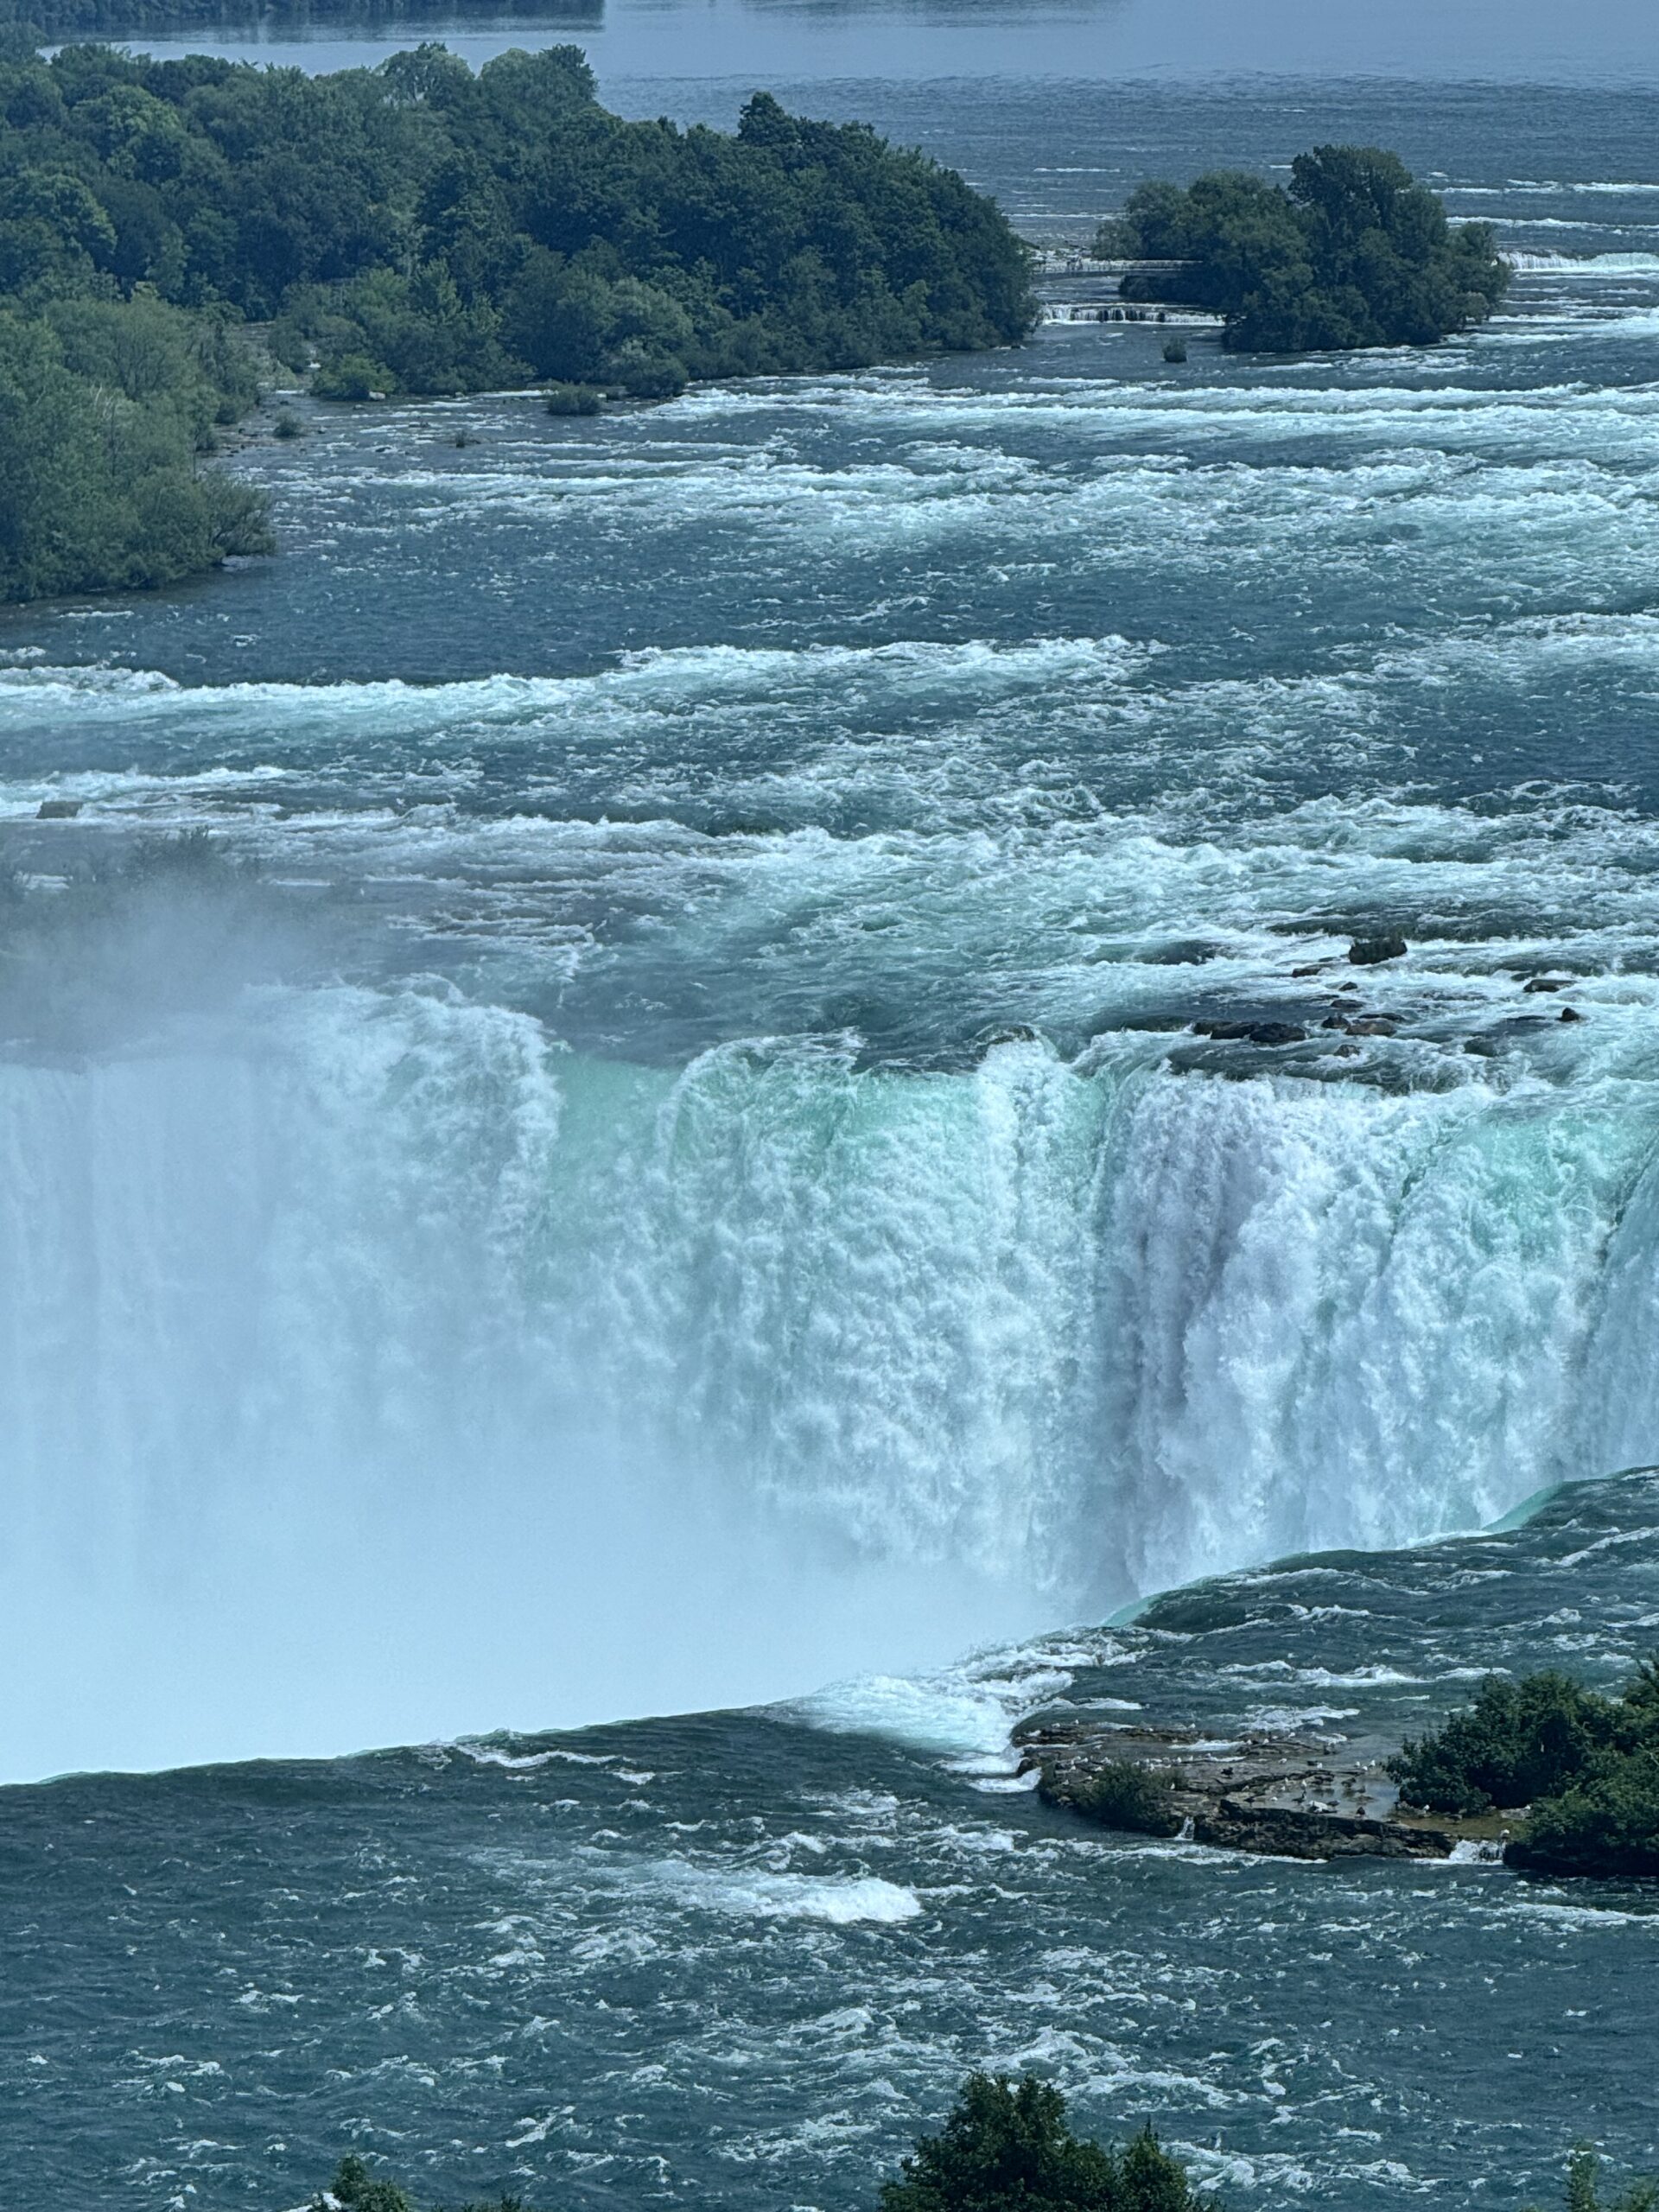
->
645, 1861, 924, 1924
1504, 251, 1659, 274
788, 1637, 1087, 1763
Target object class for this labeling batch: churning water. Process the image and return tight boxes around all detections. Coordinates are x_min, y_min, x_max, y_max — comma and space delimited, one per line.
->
3, 51, 1659, 2206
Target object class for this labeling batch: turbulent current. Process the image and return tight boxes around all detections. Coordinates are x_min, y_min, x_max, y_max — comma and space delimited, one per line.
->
3, 56, 1659, 2209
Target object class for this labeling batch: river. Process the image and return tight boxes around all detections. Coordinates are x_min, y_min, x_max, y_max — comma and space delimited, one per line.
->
2, 7, 1657, 2202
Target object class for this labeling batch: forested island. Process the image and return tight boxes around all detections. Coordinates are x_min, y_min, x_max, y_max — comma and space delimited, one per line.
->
1096, 143, 1509, 349
0, 38, 1035, 600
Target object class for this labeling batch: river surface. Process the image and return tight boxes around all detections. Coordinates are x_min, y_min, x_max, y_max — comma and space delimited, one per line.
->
3, 17, 1659, 2204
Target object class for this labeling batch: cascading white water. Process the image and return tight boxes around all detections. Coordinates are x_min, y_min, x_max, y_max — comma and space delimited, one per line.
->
4, 976, 1656, 1778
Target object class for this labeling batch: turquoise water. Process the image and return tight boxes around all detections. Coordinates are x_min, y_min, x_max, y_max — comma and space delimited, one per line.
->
3, 40, 1659, 2202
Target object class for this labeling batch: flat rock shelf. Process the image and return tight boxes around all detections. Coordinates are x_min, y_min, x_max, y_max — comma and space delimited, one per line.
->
1018, 1718, 1504, 1861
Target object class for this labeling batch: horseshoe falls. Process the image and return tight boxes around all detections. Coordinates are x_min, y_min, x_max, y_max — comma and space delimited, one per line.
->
8, 78, 1659, 1786
4, 970, 1659, 1778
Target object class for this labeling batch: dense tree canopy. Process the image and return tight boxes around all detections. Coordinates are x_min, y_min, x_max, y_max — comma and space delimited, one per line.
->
0, 40, 1034, 396
0, 291, 268, 599
1389, 1656, 1659, 1877
1096, 144, 1508, 351
0, 0, 570, 29
0, 37, 1033, 594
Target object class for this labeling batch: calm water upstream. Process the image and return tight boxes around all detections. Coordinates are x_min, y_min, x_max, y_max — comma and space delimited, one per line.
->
2, 10, 1658, 2202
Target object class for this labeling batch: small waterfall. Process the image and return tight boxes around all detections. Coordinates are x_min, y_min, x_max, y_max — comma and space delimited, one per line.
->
3, 981, 1656, 1777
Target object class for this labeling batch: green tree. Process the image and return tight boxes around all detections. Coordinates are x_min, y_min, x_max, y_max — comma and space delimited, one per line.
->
1106, 143, 1507, 352
1538, 2145, 1659, 2212
880, 2074, 1207, 2212
315, 2153, 414, 2212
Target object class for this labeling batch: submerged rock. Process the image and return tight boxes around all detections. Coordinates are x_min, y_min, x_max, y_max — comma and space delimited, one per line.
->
1348, 932, 1408, 966
1192, 1017, 1307, 1046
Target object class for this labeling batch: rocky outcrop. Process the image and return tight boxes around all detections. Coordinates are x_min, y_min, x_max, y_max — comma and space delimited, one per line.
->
1020, 1718, 1471, 1861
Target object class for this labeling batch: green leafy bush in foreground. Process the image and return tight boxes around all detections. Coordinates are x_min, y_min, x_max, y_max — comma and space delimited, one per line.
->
1389, 1656, 1659, 1876
1096, 143, 1509, 352
1540, 2145, 1659, 2212
879, 2074, 1206, 2212
311, 2151, 536, 2211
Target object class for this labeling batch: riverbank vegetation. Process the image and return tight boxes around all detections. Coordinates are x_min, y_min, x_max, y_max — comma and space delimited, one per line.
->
0, 293, 270, 600
1389, 1658, 1659, 1876
1095, 143, 1508, 350
0, 37, 1033, 596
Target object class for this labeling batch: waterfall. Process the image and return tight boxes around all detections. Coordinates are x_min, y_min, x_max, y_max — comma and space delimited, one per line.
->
3, 977, 1656, 1778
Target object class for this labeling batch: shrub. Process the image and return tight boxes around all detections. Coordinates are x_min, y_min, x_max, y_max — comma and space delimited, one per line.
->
544, 381, 601, 416
312, 353, 392, 402
1069, 1760, 1182, 1838
272, 409, 303, 439
1161, 337, 1186, 362
880, 2073, 1206, 2212
1388, 1671, 1625, 1815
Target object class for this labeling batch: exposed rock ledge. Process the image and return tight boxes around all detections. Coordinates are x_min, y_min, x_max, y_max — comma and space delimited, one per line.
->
1017, 1719, 1503, 1862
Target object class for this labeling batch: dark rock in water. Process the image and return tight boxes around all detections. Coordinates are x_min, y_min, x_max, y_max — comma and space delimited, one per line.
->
1141, 938, 1226, 966
1193, 1018, 1306, 1046
36, 798, 80, 819
1560, 1006, 1584, 1023
1503, 1831, 1659, 1878
1290, 963, 1325, 977
1348, 933, 1408, 966
1197, 1802, 1458, 1859
1522, 976, 1570, 993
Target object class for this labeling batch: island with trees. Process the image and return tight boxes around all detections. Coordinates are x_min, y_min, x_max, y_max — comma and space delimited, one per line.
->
1095, 143, 1509, 350
0, 38, 1036, 601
